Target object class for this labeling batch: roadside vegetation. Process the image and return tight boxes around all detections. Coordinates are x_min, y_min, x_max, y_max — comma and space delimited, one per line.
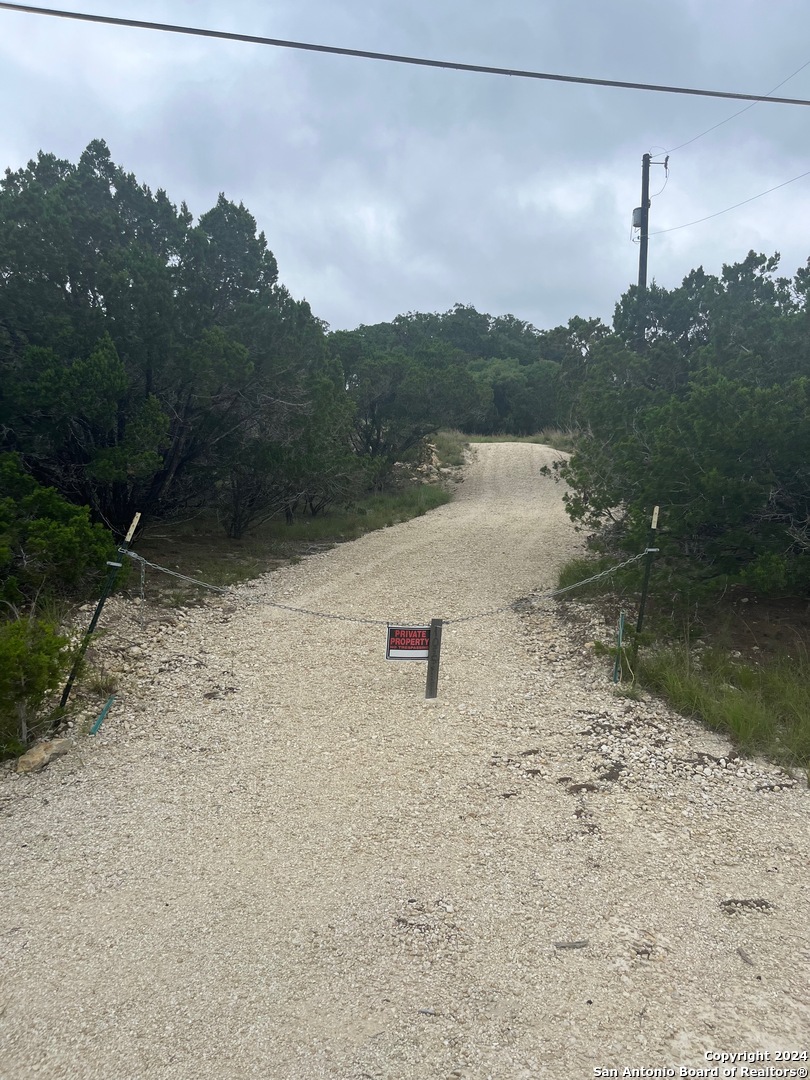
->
553, 554, 810, 778
435, 428, 575, 461
640, 643, 810, 771
466, 428, 575, 452
431, 430, 469, 468
544, 252, 810, 777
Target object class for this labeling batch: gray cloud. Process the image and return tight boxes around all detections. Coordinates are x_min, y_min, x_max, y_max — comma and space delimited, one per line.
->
1, 0, 809, 332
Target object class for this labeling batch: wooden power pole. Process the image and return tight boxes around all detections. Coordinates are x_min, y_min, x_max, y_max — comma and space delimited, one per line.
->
637, 152, 651, 293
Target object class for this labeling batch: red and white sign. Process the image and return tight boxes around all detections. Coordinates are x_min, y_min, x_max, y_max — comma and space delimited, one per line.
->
386, 625, 431, 660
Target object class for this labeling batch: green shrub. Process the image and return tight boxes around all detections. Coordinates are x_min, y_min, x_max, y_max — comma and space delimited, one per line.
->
0, 455, 116, 757
0, 453, 117, 606
0, 615, 72, 758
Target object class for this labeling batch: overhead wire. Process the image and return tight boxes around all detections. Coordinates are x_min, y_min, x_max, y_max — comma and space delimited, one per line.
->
649, 167, 810, 236
665, 55, 810, 154
1, 2, 810, 107
645, 56, 810, 237
649, 168, 670, 199
2, 3, 807, 250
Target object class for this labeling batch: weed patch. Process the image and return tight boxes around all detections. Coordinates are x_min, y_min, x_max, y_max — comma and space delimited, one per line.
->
639, 645, 810, 776
466, 429, 576, 452
432, 430, 469, 467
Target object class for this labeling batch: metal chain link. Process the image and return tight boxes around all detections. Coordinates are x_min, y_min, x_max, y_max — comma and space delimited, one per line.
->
445, 550, 652, 622
125, 552, 231, 594
125, 548, 655, 627
125, 551, 388, 625
542, 549, 653, 598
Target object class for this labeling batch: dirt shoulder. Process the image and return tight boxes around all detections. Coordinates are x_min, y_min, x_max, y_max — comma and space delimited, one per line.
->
1, 443, 807, 1080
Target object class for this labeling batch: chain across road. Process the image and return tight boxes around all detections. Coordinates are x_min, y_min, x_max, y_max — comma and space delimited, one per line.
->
124, 549, 654, 625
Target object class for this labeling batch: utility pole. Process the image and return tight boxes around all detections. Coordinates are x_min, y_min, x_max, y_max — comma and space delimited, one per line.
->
637, 152, 651, 293
633, 153, 667, 346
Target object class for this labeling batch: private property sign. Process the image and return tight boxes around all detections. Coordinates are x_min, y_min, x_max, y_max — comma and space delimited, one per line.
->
386, 619, 444, 699
386, 625, 431, 660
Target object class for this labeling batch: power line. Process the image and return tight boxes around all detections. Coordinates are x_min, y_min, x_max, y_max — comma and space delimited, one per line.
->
666, 56, 810, 154
3, 2, 810, 108
640, 57, 810, 247
649, 167, 810, 236
5, 3, 808, 253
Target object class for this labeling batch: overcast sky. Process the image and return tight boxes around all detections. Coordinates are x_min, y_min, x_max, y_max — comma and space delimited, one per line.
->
1, 0, 809, 332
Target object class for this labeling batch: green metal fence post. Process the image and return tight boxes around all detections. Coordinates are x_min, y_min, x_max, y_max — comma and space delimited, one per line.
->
612, 611, 626, 684
55, 513, 141, 718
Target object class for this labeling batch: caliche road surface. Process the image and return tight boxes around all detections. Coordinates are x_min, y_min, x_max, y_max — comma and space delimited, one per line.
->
1, 444, 808, 1079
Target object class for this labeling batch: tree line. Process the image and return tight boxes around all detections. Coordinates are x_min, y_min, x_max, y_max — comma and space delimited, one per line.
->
561, 252, 810, 596
0, 142, 575, 599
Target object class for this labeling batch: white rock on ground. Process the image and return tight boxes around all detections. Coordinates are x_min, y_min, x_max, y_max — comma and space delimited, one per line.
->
1, 443, 808, 1080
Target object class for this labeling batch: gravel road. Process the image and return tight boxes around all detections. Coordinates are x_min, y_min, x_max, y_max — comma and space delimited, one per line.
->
1, 442, 808, 1080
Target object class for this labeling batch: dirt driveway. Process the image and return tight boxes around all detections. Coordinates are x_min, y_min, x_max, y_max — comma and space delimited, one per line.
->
1, 443, 808, 1080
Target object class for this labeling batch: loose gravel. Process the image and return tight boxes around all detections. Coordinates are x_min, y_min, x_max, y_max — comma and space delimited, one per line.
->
1, 443, 808, 1080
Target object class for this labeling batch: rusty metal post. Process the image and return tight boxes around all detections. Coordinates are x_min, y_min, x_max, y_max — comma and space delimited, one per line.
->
425, 618, 443, 699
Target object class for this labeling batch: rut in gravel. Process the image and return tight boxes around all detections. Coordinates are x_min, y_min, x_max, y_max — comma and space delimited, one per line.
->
1, 442, 808, 1080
